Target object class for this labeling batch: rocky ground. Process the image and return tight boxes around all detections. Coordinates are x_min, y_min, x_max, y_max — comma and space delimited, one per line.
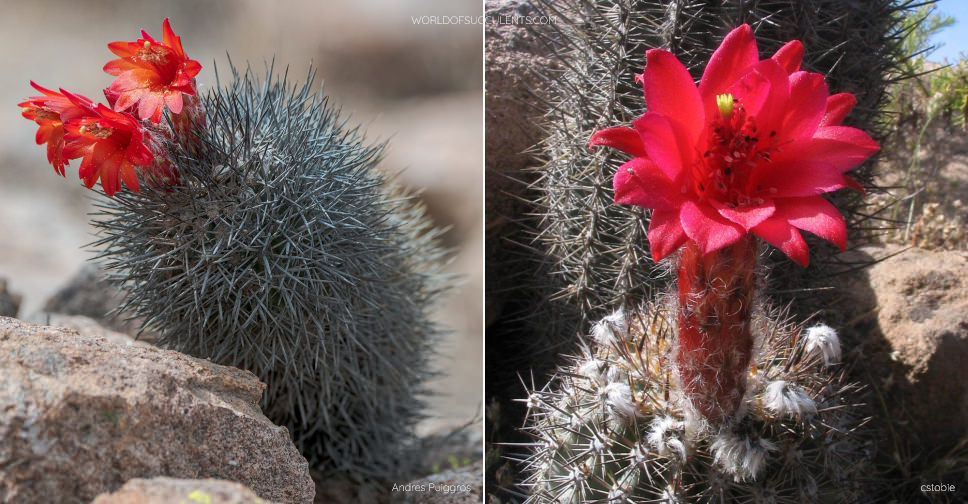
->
0, 317, 482, 503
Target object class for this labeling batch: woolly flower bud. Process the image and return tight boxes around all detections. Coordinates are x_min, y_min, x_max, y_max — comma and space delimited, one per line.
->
763, 380, 817, 418
647, 416, 687, 464
804, 324, 841, 366
590, 307, 628, 347
710, 430, 776, 482
603, 381, 638, 419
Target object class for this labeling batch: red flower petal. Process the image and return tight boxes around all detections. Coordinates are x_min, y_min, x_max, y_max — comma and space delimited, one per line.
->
138, 93, 165, 122
648, 209, 689, 262
712, 199, 776, 231
680, 199, 744, 254
820, 93, 857, 127
643, 49, 705, 147
102, 19, 200, 124
613, 158, 684, 210
727, 59, 789, 135
781, 72, 827, 143
589, 127, 647, 157
632, 113, 687, 180
112, 87, 144, 113
726, 65, 770, 116
699, 24, 758, 104
771, 40, 803, 74
162, 18, 184, 54
843, 174, 865, 194
99, 153, 124, 196
755, 159, 858, 198
120, 160, 140, 193
806, 126, 880, 172
106, 41, 137, 60
774, 196, 847, 251
752, 216, 809, 267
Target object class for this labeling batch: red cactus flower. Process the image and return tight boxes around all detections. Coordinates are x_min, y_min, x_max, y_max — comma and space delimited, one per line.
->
18, 82, 95, 176
590, 24, 879, 267
61, 93, 154, 196
103, 18, 201, 124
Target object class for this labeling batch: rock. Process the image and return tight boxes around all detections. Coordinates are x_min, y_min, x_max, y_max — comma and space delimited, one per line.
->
865, 246, 968, 450
42, 264, 142, 336
91, 477, 279, 504
415, 421, 483, 477
307, 423, 482, 504
44, 314, 151, 347
0, 317, 315, 504
0, 278, 21, 317
310, 474, 388, 504
390, 461, 483, 504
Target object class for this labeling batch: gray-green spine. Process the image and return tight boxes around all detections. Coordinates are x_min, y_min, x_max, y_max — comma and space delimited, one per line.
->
91, 65, 450, 479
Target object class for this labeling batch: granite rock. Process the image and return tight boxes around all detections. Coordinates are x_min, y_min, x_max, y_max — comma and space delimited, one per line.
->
0, 317, 314, 503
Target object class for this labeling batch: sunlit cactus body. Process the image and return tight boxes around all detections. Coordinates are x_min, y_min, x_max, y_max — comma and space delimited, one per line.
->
91, 65, 449, 479
522, 304, 869, 503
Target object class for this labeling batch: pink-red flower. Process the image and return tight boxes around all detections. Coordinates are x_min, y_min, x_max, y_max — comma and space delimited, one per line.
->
61, 92, 154, 196
103, 18, 201, 124
590, 24, 879, 267
18, 82, 95, 176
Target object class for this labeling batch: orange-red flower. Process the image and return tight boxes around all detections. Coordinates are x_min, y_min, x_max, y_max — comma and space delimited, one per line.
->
103, 18, 201, 124
590, 25, 879, 267
18, 82, 95, 176
61, 92, 154, 196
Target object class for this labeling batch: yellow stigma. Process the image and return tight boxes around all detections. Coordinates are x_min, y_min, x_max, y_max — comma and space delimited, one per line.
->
144, 41, 151, 49
79, 126, 87, 135
716, 93, 735, 118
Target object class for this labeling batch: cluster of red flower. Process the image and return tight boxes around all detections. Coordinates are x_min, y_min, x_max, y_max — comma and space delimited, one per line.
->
19, 19, 200, 196
590, 24, 879, 267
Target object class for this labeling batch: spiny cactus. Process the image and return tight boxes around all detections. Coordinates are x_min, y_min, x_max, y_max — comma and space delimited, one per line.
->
526, 0, 917, 331
520, 303, 871, 503
90, 64, 449, 479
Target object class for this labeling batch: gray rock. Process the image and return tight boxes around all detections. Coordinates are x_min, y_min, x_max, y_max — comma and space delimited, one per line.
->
42, 264, 142, 336
0, 316, 315, 504
390, 461, 483, 504
91, 477, 279, 504
865, 246, 968, 451
0, 278, 21, 317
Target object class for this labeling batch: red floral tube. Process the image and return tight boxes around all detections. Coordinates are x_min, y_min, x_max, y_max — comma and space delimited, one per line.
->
676, 234, 757, 421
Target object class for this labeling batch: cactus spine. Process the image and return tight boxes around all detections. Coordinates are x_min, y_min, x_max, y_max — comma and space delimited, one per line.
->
522, 303, 869, 503
91, 65, 449, 479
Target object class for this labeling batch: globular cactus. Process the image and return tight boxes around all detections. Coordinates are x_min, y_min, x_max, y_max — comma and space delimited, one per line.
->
521, 303, 870, 503
525, 0, 917, 331
90, 64, 450, 479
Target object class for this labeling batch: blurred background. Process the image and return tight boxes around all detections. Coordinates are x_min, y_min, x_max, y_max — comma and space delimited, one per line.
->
0, 0, 481, 431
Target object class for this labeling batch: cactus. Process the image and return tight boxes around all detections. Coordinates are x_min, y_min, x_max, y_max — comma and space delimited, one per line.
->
90, 64, 450, 479
521, 304, 870, 503
525, 0, 916, 332
510, 21, 890, 502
